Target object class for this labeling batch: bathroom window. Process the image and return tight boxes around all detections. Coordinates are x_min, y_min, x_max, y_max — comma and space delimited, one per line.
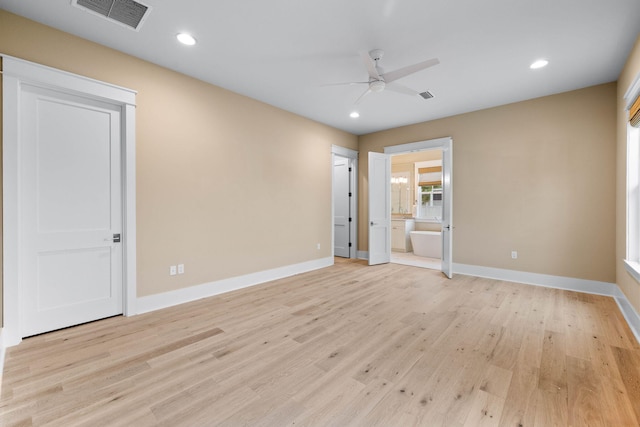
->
625, 73, 640, 283
415, 160, 442, 221
418, 185, 443, 220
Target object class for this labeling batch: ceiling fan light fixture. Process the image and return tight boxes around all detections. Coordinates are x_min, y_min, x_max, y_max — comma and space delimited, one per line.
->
370, 80, 386, 92
177, 33, 197, 46
530, 59, 549, 69
350, 111, 360, 118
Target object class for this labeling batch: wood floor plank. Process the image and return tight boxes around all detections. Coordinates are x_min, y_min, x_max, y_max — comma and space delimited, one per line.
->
1, 258, 639, 426
585, 334, 639, 426
566, 355, 606, 427
611, 345, 640, 423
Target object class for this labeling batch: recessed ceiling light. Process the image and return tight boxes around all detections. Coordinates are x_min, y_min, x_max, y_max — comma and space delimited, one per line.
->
350, 111, 360, 118
177, 33, 196, 46
530, 59, 549, 69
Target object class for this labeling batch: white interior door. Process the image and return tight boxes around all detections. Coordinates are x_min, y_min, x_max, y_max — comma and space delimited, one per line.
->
368, 152, 391, 265
441, 142, 453, 278
333, 157, 351, 257
20, 84, 123, 337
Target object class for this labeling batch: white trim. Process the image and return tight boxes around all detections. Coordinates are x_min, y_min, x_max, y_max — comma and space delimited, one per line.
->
384, 137, 452, 155
332, 145, 358, 159
123, 104, 138, 316
453, 263, 618, 296
136, 257, 334, 314
624, 71, 640, 108
624, 259, 640, 285
3, 70, 21, 347
0, 329, 5, 378
454, 263, 640, 343
615, 295, 640, 345
1, 54, 136, 105
358, 256, 640, 344
2, 55, 137, 347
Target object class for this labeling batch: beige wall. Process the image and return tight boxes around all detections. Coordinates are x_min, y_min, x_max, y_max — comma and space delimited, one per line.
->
359, 83, 617, 283
1, 9, 636, 324
0, 11, 357, 301
617, 35, 640, 315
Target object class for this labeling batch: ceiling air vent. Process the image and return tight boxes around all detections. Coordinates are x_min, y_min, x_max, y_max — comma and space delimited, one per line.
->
419, 91, 434, 100
72, 0, 151, 31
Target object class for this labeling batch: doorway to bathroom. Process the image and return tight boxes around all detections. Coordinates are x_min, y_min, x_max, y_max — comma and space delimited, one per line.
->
369, 137, 453, 277
390, 149, 443, 271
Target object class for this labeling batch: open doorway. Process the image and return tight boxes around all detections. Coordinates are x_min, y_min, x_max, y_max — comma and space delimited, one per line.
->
389, 149, 443, 271
332, 146, 358, 259
369, 137, 453, 277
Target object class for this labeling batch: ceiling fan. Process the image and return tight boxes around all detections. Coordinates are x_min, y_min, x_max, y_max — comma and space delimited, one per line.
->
331, 49, 440, 104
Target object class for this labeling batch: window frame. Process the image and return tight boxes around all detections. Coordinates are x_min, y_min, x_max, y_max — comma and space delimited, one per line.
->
624, 72, 640, 283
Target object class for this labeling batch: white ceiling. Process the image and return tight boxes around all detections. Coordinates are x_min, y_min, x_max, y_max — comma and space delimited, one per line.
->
1, 0, 639, 135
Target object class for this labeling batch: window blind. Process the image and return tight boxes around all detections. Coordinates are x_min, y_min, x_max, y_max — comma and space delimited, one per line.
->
418, 166, 442, 186
630, 94, 640, 128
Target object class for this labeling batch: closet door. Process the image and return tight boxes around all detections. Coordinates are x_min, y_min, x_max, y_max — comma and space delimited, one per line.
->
20, 85, 123, 337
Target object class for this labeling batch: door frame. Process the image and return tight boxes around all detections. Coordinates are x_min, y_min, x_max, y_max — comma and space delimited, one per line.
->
331, 145, 358, 259
2, 55, 137, 347
384, 137, 453, 277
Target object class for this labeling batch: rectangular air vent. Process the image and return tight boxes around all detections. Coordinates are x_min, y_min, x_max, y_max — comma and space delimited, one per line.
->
419, 91, 434, 100
72, 0, 151, 31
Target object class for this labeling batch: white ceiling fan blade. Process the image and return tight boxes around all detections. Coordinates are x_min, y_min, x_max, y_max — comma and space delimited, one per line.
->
383, 58, 440, 83
355, 88, 372, 105
360, 51, 381, 80
386, 82, 420, 97
320, 81, 369, 87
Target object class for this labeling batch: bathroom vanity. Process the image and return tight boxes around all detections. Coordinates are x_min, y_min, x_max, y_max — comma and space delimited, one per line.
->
391, 218, 415, 252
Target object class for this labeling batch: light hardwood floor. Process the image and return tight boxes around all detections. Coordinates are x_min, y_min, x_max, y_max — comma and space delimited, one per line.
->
2, 258, 640, 426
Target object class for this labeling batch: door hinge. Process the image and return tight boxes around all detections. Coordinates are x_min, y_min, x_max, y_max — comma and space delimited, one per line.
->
349, 242, 352, 247
349, 167, 352, 172
349, 192, 352, 197
349, 217, 352, 222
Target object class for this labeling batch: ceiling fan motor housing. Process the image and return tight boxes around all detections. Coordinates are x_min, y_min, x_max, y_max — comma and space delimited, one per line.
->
370, 80, 386, 92
369, 49, 384, 61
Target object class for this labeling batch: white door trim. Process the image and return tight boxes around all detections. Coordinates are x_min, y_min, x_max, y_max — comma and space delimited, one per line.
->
331, 145, 358, 259
2, 55, 137, 347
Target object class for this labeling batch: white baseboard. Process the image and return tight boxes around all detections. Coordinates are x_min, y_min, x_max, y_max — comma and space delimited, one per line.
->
615, 294, 640, 344
357, 251, 369, 260
452, 263, 619, 296
0, 328, 5, 379
136, 257, 334, 314
453, 263, 640, 344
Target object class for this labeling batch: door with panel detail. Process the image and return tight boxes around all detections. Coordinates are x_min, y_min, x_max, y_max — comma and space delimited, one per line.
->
20, 85, 123, 337
334, 157, 351, 257
368, 152, 391, 265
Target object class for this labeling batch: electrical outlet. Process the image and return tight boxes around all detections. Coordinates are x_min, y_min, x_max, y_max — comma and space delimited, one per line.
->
170, 265, 177, 276
317, 243, 321, 250
511, 251, 518, 259
178, 264, 185, 274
